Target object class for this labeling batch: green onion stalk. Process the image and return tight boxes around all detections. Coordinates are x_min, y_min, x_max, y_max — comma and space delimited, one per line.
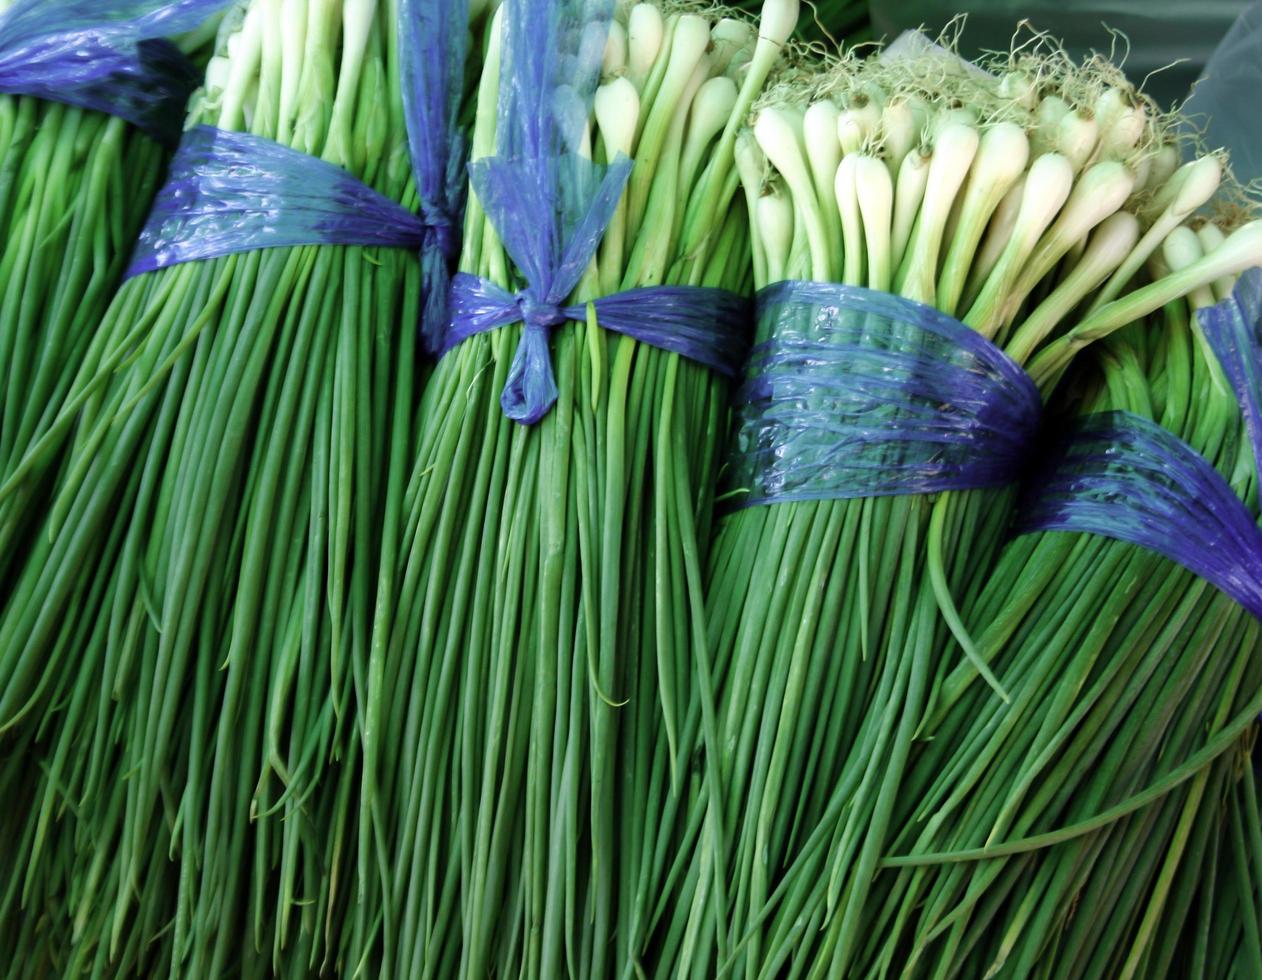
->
651, 43, 1262, 977
821, 222, 1262, 978
0, 8, 223, 592
0, 0, 442, 973
359, 0, 794, 976
740, 0, 869, 46
1148, 726, 1262, 980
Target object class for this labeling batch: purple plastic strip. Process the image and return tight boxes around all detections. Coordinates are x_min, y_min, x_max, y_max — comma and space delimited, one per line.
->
1201, 267, 1262, 488
440, 0, 748, 425
1018, 269, 1262, 620
125, 126, 427, 277
443, 273, 750, 424
0, 0, 230, 143
724, 281, 1043, 507
401, 0, 469, 354
1015, 410, 1262, 619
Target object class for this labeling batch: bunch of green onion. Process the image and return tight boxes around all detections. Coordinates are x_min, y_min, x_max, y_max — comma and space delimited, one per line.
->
651, 40, 1262, 977
359, 0, 796, 975
0, 7, 216, 592
0, 0, 433, 973
833, 222, 1262, 978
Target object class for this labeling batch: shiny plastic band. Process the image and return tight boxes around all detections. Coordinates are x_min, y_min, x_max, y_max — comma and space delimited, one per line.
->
125, 126, 427, 277
1015, 410, 1262, 619
1018, 268, 1262, 620
0, 0, 228, 143
724, 281, 1043, 507
442, 272, 749, 424
437, 0, 748, 426
125, 0, 470, 294
1200, 268, 1262, 488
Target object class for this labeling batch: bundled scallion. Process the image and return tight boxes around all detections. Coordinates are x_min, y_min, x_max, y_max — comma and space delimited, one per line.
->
650, 38, 1262, 977
0, 0, 222, 590
361, 0, 795, 975
834, 218, 1262, 977
0, 0, 446, 972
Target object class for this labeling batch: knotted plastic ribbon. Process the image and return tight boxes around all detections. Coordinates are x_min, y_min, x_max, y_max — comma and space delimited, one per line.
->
400, 0, 469, 354
0, 0, 230, 144
125, 126, 428, 277
442, 273, 750, 424
1018, 267, 1262, 620
437, 0, 749, 425
724, 281, 1043, 508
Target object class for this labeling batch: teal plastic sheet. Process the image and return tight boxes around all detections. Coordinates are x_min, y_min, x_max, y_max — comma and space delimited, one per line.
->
1182, 2, 1262, 184
869, 0, 1248, 107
